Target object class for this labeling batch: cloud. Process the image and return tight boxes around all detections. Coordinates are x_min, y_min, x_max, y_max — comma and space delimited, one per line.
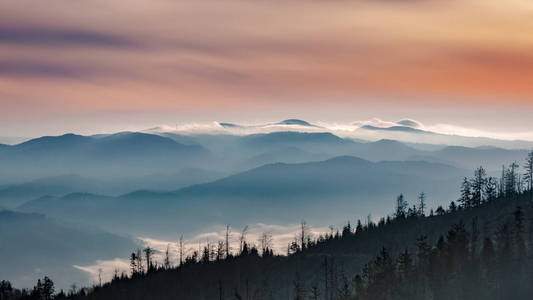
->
73, 258, 130, 285
0, 60, 87, 78
143, 118, 533, 147
426, 123, 533, 142
144, 120, 327, 136
351, 118, 417, 129
0, 59, 135, 81
0, 27, 138, 48
396, 119, 424, 129
143, 118, 399, 137
171, 61, 248, 84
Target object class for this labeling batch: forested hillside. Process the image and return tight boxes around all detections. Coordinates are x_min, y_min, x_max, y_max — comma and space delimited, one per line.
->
2, 152, 533, 300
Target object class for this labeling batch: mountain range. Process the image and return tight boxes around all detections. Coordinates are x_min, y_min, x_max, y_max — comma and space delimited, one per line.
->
19, 156, 467, 238
1, 127, 528, 211
0, 132, 210, 182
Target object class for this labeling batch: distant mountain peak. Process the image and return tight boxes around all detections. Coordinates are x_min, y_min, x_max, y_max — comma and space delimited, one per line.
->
15, 133, 92, 148
100, 131, 182, 144
373, 139, 407, 145
360, 125, 427, 134
396, 118, 423, 129
323, 155, 371, 164
219, 122, 242, 128
277, 119, 316, 127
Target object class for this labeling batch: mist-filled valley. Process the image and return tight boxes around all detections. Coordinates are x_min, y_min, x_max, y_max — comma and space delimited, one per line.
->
1, 120, 532, 294
0, 211, 136, 290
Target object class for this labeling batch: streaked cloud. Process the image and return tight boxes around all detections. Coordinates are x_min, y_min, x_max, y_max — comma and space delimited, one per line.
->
0, 27, 138, 48
0, 60, 83, 78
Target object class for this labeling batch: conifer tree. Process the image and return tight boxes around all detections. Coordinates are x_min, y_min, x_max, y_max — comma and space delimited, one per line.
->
436, 206, 445, 216
136, 249, 144, 274
41, 277, 54, 300
395, 194, 407, 219
485, 177, 498, 202
143, 247, 154, 273
130, 252, 137, 276
448, 201, 457, 213
505, 162, 519, 196
417, 192, 426, 216
471, 167, 487, 206
459, 177, 472, 208
397, 249, 413, 280
500, 165, 506, 196
355, 220, 363, 234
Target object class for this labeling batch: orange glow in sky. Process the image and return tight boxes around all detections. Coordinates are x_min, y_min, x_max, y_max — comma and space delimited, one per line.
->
1, 0, 532, 136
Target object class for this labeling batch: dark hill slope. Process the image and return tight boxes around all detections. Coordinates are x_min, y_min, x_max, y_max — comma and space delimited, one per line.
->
66, 193, 533, 300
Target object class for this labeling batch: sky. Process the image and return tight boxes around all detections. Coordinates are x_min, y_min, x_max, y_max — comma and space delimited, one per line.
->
1, 0, 532, 138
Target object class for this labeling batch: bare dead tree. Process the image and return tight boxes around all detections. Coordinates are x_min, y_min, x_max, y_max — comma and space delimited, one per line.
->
98, 268, 102, 287
258, 232, 273, 255
239, 225, 249, 254
418, 191, 426, 216
164, 244, 171, 269
178, 235, 184, 266
144, 247, 154, 272
225, 225, 231, 258
298, 220, 311, 250
217, 241, 225, 260
136, 249, 143, 274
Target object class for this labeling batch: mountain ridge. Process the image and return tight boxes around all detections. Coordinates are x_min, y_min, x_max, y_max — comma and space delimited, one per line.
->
18, 155, 467, 237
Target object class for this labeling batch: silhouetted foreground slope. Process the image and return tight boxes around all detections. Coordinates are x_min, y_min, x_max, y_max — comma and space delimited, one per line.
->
28, 193, 530, 300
